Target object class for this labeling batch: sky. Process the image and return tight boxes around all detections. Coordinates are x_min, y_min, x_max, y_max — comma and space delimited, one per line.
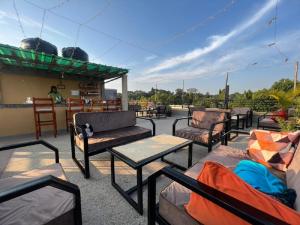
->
0, 0, 300, 94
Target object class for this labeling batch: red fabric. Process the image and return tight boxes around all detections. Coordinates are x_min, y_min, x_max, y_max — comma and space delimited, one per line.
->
185, 161, 300, 225
271, 109, 288, 121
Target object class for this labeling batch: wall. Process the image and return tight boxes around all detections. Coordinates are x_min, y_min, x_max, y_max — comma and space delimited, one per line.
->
0, 71, 81, 104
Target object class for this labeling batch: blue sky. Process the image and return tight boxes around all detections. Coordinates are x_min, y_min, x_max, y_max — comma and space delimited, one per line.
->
0, 0, 300, 93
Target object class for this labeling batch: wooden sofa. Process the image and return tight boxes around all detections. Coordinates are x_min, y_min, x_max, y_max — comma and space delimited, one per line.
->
70, 111, 155, 178
148, 130, 300, 225
0, 140, 82, 225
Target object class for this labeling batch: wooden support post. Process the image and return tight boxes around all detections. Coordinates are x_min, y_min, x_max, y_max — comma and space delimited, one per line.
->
294, 61, 299, 92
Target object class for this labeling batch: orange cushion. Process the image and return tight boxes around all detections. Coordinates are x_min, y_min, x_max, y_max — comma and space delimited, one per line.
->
185, 161, 300, 225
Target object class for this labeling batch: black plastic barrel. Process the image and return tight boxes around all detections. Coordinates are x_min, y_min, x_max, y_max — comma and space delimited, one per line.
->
62, 47, 89, 61
20, 38, 58, 55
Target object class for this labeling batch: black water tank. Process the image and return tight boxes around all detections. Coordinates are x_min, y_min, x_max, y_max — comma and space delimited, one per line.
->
62, 47, 89, 61
20, 38, 58, 55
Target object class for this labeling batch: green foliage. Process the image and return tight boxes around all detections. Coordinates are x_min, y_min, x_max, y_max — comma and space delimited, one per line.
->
271, 79, 295, 92
127, 78, 300, 112
277, 118, 297, 132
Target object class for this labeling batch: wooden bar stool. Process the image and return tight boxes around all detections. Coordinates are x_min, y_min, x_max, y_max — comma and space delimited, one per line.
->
88, 98, 106, 112
66, 98, 85, 131
33, 97, 57, 139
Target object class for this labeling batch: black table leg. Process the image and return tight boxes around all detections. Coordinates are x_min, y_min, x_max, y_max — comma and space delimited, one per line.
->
137, 167, 143, 214
188, 143, 193, 167
111, 154, 115, 184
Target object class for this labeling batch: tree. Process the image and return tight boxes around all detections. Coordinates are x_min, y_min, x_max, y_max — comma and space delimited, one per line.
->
271, 79, 295, 92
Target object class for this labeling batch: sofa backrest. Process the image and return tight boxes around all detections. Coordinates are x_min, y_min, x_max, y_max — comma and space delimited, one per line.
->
231, 107, 250, 115
286, 142, 300, 211
191, 111, 226, 131
74, 111, 136, 133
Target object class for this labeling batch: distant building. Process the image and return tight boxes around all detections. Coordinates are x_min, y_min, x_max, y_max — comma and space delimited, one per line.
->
105, 89, 117, 100
187, 88, 198, 93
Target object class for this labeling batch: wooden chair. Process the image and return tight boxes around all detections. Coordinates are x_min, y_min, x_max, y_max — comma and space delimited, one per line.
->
88, 98, 106, 112
66, 98, 85, 131
33, 97, 57, 139
107, 98, 122, 111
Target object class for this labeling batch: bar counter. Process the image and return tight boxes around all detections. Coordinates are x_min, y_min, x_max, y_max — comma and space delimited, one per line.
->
0, 104, 76, 137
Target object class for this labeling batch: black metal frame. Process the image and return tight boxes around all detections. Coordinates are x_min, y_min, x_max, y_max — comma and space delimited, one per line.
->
109, 140, 193, 215
0, 140, 59, 163
0, 140, 82, 225
257, 113, 283, 131
231, 110, 253, 129
173, 116, 230, 152
147, 166, 288, 225
70, 117, 156, 178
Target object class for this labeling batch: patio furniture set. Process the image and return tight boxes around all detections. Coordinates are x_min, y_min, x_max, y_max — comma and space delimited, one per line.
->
1, 108, 300, 224
131, 104, 168, 118
33, 97, 122, 139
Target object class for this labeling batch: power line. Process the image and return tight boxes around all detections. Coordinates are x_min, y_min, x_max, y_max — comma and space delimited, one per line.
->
13, 0, 26, 38
151, 0, 238, 49
82, 0, 112, 25
23, 0, 163, 58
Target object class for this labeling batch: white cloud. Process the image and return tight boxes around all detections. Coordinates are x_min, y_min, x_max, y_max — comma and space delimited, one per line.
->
144, 55, 157, 62
0, 10, 70, 39
135, 29, 300, 85
145, 0, 279, 74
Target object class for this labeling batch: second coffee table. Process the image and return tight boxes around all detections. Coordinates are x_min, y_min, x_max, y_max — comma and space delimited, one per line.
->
108, 134, 193, 215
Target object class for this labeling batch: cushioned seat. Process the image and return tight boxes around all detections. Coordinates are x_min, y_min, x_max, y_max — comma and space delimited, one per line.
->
259, 118, 280, 129
175, 127, 221, 144
0, 163, 74, 225
75, 126, 152, 153
159, 145, 248, 225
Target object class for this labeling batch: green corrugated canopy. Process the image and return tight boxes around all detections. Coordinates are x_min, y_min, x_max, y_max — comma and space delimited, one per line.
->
0, 43, 128, 80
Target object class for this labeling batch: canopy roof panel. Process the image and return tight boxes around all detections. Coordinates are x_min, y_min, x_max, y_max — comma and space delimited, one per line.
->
0, 43, 128, 81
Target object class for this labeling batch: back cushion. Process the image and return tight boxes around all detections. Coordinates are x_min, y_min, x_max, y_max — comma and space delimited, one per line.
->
191, 111, 225, 131
185, 161, 300, 225
232, 107, 250, 115
74, 111, 136, 133
287, 143, 300, 211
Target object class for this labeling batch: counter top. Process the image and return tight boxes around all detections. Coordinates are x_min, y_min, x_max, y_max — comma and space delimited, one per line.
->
0, 104, 68, 109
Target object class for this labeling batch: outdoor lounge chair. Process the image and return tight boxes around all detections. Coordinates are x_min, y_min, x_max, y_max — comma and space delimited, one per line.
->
147, 130, 300, 225
231, 107, 253, 129
173, 110, 229, 152
257, 108, 295, 131
70, 111, 155, 178
0, 140, 82, 225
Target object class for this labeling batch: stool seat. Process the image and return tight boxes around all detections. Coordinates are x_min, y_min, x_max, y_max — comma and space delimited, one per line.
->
33, 98, 57, 139
66, 98, 85, 131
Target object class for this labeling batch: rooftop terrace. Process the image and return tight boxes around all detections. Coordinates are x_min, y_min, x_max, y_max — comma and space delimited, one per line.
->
0, 114, 249, 225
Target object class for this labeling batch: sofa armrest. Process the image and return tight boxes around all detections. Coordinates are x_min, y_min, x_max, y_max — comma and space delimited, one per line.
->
148, 167, 287, 225
137, 117, 156, 136
0, 175, 82, 225
172, 117, 192, 135
0, 140, 59, 163
208, 119, 230, 145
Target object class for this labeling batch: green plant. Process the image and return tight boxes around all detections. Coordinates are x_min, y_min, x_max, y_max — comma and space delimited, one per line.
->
277, 118, 297, 132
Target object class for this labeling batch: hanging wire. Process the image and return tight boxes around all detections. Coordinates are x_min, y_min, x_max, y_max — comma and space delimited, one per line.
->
35, 9, 47, 51
100, 40, 122, 57
13, 0, 26, 38
151, 0, 238, 49
23, 0, 164, 58
48, 0, 70, 11
82, 0, 112, 25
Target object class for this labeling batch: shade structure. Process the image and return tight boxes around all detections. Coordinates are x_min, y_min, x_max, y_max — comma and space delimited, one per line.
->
0, 43, 128, 81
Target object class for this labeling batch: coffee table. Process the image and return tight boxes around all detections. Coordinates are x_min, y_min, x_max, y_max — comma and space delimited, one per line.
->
108, 134, 193, 215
